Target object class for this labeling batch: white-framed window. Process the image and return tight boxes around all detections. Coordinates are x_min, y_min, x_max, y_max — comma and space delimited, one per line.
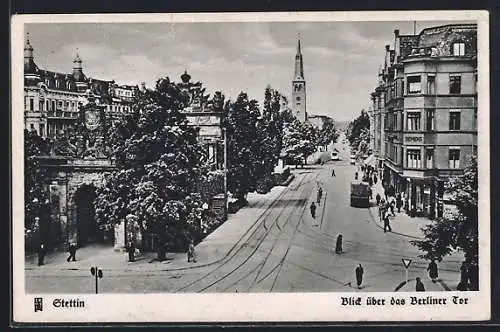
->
449, 148, 460, 169
427, 74, 436, 95
449, 110, 461, 130
449, 74, 462, 94
29, 98, 34, 111
407, 75, 421, 94
407, 111, 421, 131
453, 42, 465, 56
425, 148, 434, 169
407, 148, 422, 168
426, 109, 435, 131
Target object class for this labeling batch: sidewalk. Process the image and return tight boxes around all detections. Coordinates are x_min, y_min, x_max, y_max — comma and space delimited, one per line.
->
368, 177, 428, 240
25, 184, 290, 273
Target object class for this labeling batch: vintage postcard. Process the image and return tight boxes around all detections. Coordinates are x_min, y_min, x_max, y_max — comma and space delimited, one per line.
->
12, 10, 490, 323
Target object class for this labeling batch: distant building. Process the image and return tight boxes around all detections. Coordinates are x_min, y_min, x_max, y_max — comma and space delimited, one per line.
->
307, 114, 330, 129
370, 23, 477, 219
23, 33, 137, 138
291, 36, 307, 122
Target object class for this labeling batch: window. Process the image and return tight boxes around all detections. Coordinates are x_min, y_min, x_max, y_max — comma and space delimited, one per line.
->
407, 149, 421, 168
453, 42, 465, 56
407, 75, 421, 94
39, 124, 45, 137
426, 148, 434, 169
449, 148, 460, 169
427, 75, 436, 95
407, 112, 421, 131
296, 96, 301, 101
426, 109, 435, 131
30, 123, 35, 131
449, 111, 461, 130
52, 101, 56, 111
39, 101, 44, 112
449, 74, 461, 94
29, 98, 34, 111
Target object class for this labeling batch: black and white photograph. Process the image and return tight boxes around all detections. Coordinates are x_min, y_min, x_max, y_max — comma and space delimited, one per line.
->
12, 11, 490, 323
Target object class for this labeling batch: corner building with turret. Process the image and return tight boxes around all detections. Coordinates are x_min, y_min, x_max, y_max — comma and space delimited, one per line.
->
370, 24, 477, 219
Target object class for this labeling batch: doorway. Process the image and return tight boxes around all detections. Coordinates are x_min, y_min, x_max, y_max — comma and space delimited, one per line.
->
75, 184, 98, 246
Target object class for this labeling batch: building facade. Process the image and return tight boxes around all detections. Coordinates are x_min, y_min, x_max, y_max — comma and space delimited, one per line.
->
291, 36, 307, 122
371, 24, 477, 219
24, 34, 137, 139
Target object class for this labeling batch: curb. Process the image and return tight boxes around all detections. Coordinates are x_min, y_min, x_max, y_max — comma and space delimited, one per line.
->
367, 205, 424, 240
26, 178, 296, 274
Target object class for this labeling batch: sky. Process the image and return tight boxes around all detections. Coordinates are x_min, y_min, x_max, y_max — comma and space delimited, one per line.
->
24, 20, 474, 122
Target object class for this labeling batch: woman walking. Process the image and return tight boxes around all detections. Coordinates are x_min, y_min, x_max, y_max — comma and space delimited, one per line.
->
427, 260, 439, 282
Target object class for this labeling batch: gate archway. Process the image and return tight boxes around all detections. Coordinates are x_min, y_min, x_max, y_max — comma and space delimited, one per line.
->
74, 184, 98, 246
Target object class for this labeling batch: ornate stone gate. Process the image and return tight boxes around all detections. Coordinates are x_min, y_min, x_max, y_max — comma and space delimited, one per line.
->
39, 157, 115, 248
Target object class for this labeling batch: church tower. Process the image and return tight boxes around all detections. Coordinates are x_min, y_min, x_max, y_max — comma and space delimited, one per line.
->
291, 35, 307, 122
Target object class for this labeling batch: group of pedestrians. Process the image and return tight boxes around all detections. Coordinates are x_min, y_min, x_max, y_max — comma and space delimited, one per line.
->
37, 241, 78, 266
414, 260, 440, 291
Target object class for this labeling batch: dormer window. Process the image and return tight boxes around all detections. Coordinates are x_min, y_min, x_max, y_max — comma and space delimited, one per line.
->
453, 42, 465, 56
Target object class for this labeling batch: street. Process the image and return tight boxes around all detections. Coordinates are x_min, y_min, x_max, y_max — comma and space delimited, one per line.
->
25, 137, 462, 293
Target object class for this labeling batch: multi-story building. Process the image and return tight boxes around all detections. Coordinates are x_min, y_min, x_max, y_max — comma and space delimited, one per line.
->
24, 33, 137, 138
371, 24, 477, 219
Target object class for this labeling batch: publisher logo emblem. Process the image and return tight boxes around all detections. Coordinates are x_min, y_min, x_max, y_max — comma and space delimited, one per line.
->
34, 297, 43, 312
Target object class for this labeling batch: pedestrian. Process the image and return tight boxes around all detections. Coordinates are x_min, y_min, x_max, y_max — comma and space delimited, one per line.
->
374, 174, 378, 184
383, 210, 392, 233
355, 264, 364, 289
317, 187, 323, 205
67, 241, 77, 262
376, 193, 381, 206
415, 277, 426, 292
355, 171, 358, 180
389, 200, 396, 217
37, 242, 46, 266
335, 234, 343, 254
127, 240, 135, 262
368, 187, 373, 200
427, 260, 439, 282
396, 193, 402, 213
331, 168, 336, 177
310, 202, 316, 219
368, 176, 373, 187
187, 240, 197, 263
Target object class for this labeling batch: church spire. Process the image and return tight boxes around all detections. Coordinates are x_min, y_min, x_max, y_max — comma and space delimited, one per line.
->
24, 32, 36, 73
294, 33, 304, 80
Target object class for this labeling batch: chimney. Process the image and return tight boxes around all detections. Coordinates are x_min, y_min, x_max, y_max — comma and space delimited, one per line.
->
394, 30, 401, 63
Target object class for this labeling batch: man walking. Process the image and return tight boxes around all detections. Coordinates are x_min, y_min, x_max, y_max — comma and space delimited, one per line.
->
127, 240, 135, 262
187, 240, 197, 263
376, 193, 381, 206
355, 264, 364, 289
310, 202, 317, 219
67, 241, 77, 262
37, 242, 46, 266
331, 168, 336, 177
396, 193, 403, 213
383, 210, 392, 233
317, 187, 323, 205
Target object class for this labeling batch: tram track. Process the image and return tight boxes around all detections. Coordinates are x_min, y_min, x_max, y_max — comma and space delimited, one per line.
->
175, 172, 312, 292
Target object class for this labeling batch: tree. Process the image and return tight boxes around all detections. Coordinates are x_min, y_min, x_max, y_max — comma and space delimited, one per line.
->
94, 77, 207, 259
225, 92, 261, 202
410, 155, 478, 290
347, 109, 370, 149
255, 86, 285, 186
24, 129, 50, 250
317, 117, 339, 150
282, 119, 317, 167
